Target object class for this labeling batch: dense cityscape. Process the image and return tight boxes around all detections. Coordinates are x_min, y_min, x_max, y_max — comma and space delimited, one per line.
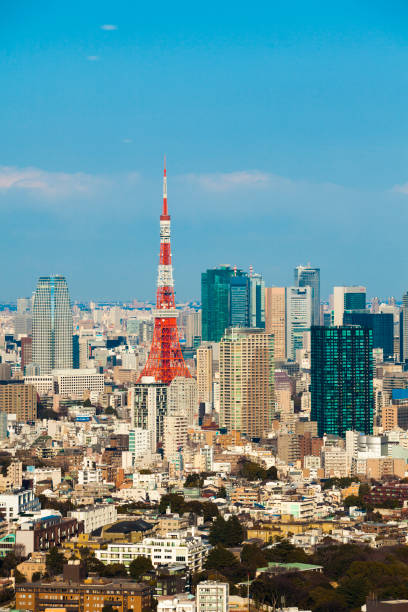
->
3, 1, 408, 611
0, 162, 405, 612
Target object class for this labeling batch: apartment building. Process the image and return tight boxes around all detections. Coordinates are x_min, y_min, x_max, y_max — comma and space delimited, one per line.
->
196, 581, 229, 612
68, 504, 117, 534
95, 532, 208, 573
0, 489, 40, 521
0, 382, 37, 421
15, 576, 151, 612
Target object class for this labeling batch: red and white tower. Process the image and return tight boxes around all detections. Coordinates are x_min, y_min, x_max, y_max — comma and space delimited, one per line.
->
137, 160, 191, 385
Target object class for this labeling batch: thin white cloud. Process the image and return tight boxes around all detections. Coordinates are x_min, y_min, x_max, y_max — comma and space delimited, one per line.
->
392, 182, 408, 195
86, 55, 100, 61
180, 170, 290, 193
0, 166, 106, 199
100, 24, 118, 30
122, 138, 133, 144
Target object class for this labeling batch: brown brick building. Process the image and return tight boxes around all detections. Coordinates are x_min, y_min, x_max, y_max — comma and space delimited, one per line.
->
0, 381, 37, 421
15, 575, 152, 612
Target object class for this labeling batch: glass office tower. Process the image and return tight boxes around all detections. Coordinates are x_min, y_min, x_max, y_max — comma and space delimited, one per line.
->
343, 312, 394, 360
201, 266, 235, 342
311, 326, 373, 438
294, 265, 320, 326
32, 275, 73, 374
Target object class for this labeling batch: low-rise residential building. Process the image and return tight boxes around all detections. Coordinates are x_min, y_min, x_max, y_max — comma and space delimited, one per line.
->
15, 574, 152, 612
95, 532, 208, 573
157, 593, 196, 612
16, 552, 47, 581
15, 514, 84, 555
0, 489, 40, 521
196, 581, 229, 612
68, 504, 117, 534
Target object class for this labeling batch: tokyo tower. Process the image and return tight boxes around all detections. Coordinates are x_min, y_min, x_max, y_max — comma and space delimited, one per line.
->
137, 160, 191, 384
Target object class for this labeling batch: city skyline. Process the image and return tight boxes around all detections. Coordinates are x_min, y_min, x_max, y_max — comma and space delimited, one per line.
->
1, 2, 408, 300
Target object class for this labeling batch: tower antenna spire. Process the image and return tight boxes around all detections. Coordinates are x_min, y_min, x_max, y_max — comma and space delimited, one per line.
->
162, 155, 168, 217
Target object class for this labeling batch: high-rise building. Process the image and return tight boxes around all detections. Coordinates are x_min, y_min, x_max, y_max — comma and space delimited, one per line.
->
311, 326, 373, 437
185, 310, 201, 348
265, 287, 286, 362
286, 287, 312, 360
249, 271, 265, 328
163, 413, 188, 460
201, 266, 237, 342
167, 376, 197, 425
21, 337, 33, 371
402, 292, 408, 362
137, 163, 190, 384
343, 312, 394, 359
230, 274, 250, 328
220, 327, 274, 439
197, 344, 214, 405
333, 286, 366, 326
130, 379, 168, 449
32, 276, 73, 375
294, 265, 320, 325
379, 302, 401, 358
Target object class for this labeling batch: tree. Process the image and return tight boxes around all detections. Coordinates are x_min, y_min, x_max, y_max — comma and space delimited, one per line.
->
32, 572, 42, 582
159, 493, 185, 515
83, 553, 106, 575
241, 544, 267, 573
266, 541, 310, 564
83, 398, 93, 407
205, 545, 238, 572
184, 474, 203, 488
313, 544, 370, 580
265, 466, 278, 481
337, 574, 369, 608
0, 551, 23, 577
343, 494, 361, 508
102, 563, 128, 578
218, 486, 227, 498
46, 547, 65, 576
209, 516, 244, 547
14, 569, 26, 584
239, 459, 267, 481
129, 556, 153, 580
102, 605, 116, 612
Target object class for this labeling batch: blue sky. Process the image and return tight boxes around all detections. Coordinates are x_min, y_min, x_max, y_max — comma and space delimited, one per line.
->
1, 0, 408, 301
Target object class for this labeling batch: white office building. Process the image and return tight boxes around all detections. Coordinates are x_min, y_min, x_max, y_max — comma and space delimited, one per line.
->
286, 287, 312, 360
68, 504, 117, 534
53, 369, 104, 397
24, 375, 54, 396
32, 275, 73, 375
95, 532, 208, 572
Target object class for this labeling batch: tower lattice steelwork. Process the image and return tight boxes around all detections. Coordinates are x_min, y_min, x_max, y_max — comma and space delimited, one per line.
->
137, 161, 191, 384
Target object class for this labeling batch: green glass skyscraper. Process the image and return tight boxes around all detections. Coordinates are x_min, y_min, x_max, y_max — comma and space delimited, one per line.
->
201, 266, 235, 342
311, 326, 373, 438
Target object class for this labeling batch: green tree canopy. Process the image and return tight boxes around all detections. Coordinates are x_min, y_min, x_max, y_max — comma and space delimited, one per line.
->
46, 547, 65, 576
129, 556, 153, 580
205, 545, 238, 571
208, 515, 244, 547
